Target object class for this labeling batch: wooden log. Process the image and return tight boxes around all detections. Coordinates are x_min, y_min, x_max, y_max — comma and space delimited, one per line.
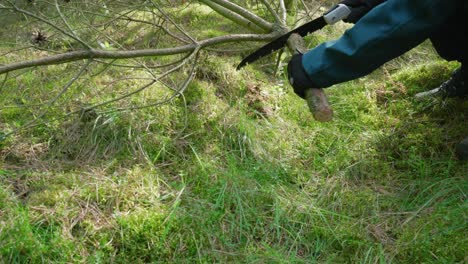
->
286, 33, 333, 122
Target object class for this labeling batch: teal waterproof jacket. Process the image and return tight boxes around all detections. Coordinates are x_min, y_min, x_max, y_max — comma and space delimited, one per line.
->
302, 0, 464, 88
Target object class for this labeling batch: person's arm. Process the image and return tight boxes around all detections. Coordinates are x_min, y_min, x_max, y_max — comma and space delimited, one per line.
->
340, 0, 387, 23
288, 0, 459, 94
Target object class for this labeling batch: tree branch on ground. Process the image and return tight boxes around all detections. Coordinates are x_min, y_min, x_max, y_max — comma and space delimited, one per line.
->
0, 0, 324, 138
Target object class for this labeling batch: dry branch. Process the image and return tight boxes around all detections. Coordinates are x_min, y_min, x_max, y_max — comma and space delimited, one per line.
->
0, 33, 279, 75
0, 0, 333, 139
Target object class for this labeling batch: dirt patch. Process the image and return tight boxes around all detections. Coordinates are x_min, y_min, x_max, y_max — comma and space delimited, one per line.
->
245, 83, 273, 118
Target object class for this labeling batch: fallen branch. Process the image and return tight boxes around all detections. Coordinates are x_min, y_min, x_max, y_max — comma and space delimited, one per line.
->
0, 33, 279, 75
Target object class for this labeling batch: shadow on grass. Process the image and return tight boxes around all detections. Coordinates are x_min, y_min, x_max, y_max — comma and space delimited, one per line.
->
0, 61, 466, 263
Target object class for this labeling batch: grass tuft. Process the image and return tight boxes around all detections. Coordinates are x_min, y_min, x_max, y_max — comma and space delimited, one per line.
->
1, 5, 467, 262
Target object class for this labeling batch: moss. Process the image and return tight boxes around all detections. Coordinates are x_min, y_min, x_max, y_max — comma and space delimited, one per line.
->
1, 4, 467, 263
396, 203, 466, 262
393, 60, 460, 95
113, 210, 175, 262
0, 205, 80, 262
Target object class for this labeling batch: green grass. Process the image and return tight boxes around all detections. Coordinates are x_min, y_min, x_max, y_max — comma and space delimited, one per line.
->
1, 2, 467, 263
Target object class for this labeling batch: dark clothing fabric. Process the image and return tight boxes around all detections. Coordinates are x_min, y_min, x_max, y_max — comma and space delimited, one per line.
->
430, 6, 468, 89
340, 0, 387, 23
430, 5, 467, 65
287, 53, 313, 99
298, 0, 466, 89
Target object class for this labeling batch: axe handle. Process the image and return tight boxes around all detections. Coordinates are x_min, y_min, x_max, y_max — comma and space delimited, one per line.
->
287, 34, 333, 122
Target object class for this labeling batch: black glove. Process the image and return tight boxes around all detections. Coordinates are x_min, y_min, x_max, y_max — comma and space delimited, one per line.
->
340, 0, 386, 24
287, 53, 316, 99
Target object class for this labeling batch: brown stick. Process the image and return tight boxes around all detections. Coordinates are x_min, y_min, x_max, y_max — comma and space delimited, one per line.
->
286, 34, 333, 122
304, 88, 333, 122
0, 33, 279, 75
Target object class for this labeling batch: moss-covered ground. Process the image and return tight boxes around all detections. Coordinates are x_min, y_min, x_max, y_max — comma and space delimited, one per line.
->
1, 2, 467, 263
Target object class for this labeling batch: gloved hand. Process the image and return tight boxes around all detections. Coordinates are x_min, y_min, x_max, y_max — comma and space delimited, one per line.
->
287, 53, 316, 99
340, 0, 386, 23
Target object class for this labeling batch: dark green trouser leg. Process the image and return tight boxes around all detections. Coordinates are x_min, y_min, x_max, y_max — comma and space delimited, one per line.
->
430, 4, 467, 64
430, 5, 468, 90
456, 137, 468, 161
416, 3, 467, 98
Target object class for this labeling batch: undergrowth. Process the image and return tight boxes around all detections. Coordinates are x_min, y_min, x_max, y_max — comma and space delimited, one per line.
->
1, 2, 467, 263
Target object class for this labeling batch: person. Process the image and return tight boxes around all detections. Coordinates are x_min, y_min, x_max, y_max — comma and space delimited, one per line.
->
287, 0, 467, 160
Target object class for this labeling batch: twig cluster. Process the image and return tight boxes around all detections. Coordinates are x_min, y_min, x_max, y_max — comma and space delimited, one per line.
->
0, 0, 318, 137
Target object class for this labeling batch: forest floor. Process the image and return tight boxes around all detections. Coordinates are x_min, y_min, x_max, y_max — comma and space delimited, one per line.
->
1, 2, 467, 263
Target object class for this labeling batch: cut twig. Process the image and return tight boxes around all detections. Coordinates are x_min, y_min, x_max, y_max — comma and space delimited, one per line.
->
198, 0, 265, 33
208, 0, 274, 31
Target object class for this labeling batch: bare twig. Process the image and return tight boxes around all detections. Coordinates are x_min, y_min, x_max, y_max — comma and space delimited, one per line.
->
2, 59, 93, 137
274, 48, 284, 76
299, 0, 311, 16
117, 14, 189, 44
6, 0, 92, 49
279, 0, 287, 24
0, 46, 36, 58
198, 0, 265, 33
82, 47, 200, 112
259, 0, 283, 25
1, 0, 324, 139
3, 48, 201, 136
104, 52, 199, 113
208, 0, 274, 31
54, 0, 91, 49
150, 4, 197, 44
0, 73, 8, 93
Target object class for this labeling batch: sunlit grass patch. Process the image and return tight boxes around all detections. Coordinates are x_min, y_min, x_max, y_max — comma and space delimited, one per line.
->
1, 6, 467, 263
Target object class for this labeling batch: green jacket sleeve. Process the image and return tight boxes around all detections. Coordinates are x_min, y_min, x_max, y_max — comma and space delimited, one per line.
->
342, 0, 387, 23
302, 0, 460, 88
